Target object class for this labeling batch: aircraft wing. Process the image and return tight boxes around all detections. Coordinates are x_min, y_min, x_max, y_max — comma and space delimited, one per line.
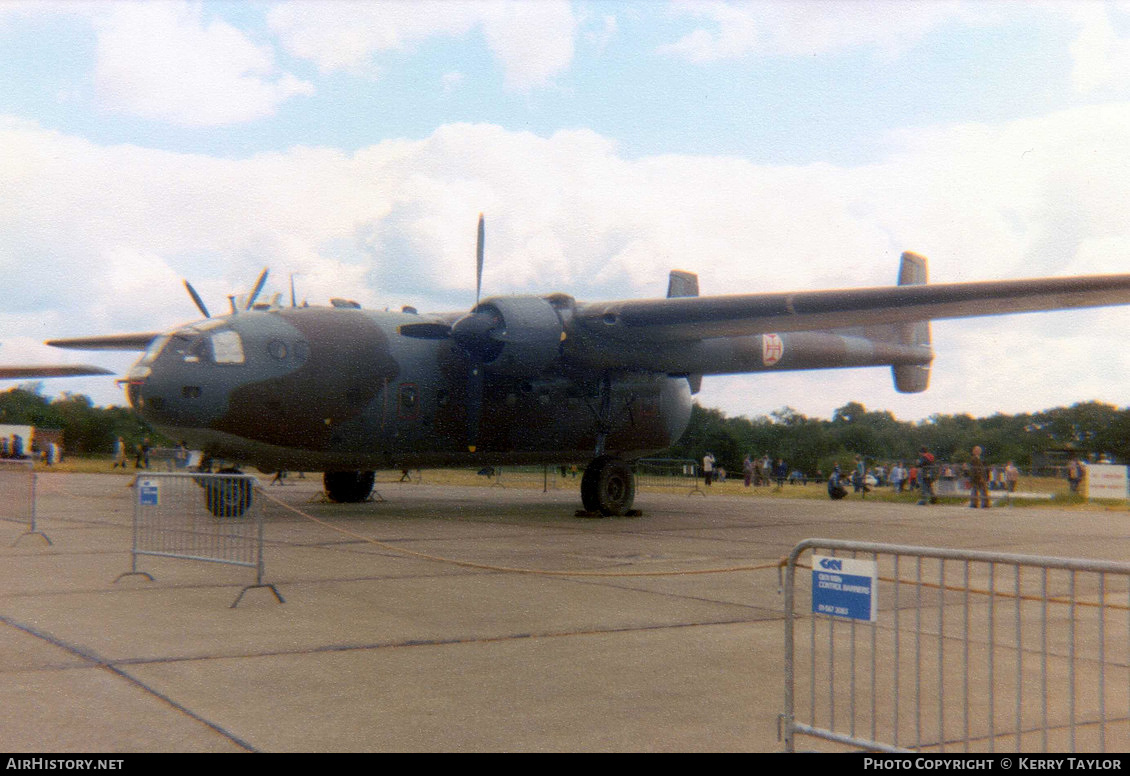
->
45, 332, 162, 351
0, 364, 114, 379
578, 273, 1130, 341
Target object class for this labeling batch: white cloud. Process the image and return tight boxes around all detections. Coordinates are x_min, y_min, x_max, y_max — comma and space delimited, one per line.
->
659, 0, 979, 62
583, 13, 618, 52
480, 2, 576, 90
442, 71, 465, 93
6, 104, 1130, 416
92, 2, 313, 126
268, 0, 575, 89
1068, 3, 1130, 95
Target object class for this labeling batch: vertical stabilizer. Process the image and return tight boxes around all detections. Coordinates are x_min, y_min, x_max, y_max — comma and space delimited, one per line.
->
668, 270, 702, 393
666, 270, 699, 299
892, 252, 933, 393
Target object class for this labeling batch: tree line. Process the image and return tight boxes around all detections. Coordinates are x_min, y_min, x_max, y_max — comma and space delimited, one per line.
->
665, 400, 1130, 477
3, 385, 1128, 474
0, 387, 158, 456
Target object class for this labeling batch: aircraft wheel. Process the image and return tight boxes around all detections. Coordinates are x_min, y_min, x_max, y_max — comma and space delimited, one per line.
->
580, 456, 635, 516
324, 470, 376, 503
205, 470, 253, 518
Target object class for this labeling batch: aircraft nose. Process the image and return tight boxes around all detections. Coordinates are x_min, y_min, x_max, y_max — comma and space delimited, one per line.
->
125, 352, 212, 428
123, 363, 150, 412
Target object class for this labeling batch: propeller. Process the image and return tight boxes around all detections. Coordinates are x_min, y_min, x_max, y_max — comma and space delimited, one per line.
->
182, 268, 271, 318
397, 214, 501, 451
184, 280, 211, 319
475, 212, 484, 306
458, 214, 494, 452
244, 268, 269, 310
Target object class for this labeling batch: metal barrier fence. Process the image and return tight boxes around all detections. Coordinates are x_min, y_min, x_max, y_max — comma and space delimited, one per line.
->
782, 539, 1130, 752
119, 472, 281, 606
0, 459, 47, 545
635, 458, 704, 495
147, 446, 195, 472
478, 466, 565, 491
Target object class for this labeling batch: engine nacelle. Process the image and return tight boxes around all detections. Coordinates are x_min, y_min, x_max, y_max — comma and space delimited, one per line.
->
473, 295, 565, 376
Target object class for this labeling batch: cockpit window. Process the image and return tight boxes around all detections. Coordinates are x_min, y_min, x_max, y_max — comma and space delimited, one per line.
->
183, 336, 210, 363
211, 330, 245, 364
140, 336, 170, 365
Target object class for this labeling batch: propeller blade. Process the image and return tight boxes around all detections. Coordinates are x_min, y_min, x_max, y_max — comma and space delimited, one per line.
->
398, 322, 452, 339
245, 268, 269, 310
475, 213, 484, 307
184, 280, 211, 319
466, 363, 483, 452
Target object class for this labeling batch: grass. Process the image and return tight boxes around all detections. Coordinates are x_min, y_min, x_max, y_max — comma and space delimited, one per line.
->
20, 457, 1121, 510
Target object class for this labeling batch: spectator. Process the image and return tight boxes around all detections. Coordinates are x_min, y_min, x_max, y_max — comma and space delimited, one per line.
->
1005, 461, 1020, 493
916, 447, 937, 505
966, 446, 990, 509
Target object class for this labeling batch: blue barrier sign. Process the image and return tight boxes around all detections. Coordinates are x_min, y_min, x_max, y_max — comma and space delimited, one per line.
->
812, 555, 877, 621
138, 480, 159, 506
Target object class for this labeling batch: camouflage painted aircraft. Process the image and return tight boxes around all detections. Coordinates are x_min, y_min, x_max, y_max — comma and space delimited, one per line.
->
30, 217, 1130, 515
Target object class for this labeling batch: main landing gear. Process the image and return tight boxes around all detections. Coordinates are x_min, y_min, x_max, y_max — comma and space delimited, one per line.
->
324, 470, 376, 503
579, 455, 637, 517
575, 372, 639, 517
201, 467, 253, 518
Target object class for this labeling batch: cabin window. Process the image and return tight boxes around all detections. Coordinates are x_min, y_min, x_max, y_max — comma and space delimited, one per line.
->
268, 340, 288, 360
211, 331, 245, 364
292, 340, 310, 365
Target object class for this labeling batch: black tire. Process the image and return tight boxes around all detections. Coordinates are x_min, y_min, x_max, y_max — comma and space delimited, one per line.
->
324, 470, 376, 503
580, 456, 636, 516
205, 473, 253, 517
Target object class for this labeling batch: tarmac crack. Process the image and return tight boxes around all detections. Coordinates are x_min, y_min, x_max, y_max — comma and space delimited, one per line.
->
0, 613, 258, 753
102, 614, 769, 668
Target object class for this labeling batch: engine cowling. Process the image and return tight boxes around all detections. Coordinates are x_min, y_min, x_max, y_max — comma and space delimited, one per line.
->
451, 295, 565, 376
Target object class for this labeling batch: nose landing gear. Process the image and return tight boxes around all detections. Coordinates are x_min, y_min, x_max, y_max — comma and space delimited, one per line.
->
202, 468, 253, 518
324, 470, 377, 503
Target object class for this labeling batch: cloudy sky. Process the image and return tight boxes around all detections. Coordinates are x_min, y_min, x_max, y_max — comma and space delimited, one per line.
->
4, 0, 1130, 422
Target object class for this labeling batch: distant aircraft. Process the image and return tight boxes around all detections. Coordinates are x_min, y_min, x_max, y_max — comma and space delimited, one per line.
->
27, 216, 1130, 515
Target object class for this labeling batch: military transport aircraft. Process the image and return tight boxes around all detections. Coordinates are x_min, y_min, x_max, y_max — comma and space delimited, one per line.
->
24, 217, 1130, 516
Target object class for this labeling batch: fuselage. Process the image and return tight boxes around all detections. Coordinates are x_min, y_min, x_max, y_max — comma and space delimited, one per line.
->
126, 304, 694, 472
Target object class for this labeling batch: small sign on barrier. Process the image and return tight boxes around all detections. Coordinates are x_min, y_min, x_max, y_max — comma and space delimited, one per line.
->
811, 554, 877, 622
138, 479, 160, 506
